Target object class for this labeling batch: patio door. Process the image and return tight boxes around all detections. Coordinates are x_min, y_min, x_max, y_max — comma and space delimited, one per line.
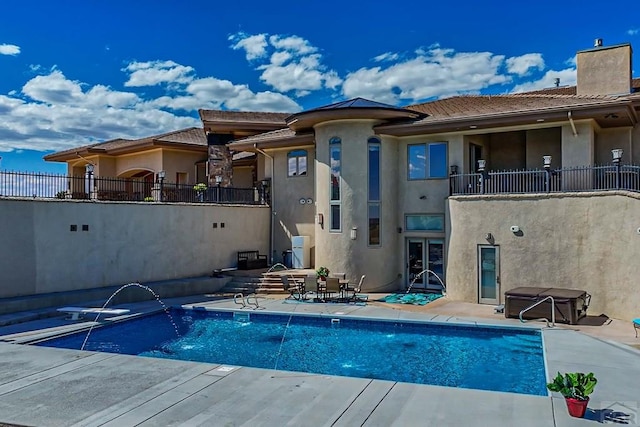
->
406, 238, 445, 291
478, 245, 500, 304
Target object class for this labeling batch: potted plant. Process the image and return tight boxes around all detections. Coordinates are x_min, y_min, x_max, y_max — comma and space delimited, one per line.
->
316, 266, 330, 281
193, 183, 207, 202
546, 372, 597, 418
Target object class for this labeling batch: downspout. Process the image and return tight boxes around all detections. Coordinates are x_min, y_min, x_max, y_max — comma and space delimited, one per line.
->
568, 111, 578, 137
255, 146, 275, 266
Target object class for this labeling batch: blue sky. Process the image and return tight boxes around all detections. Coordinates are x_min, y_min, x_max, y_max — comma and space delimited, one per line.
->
1, 0, 638, 173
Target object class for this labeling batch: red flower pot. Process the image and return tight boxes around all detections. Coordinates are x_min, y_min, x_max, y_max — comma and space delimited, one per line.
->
565, 397, 589, 418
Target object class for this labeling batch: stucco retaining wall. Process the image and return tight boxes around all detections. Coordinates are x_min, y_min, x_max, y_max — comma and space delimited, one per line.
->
446, 191, 640, 320
0, 198, 269, 299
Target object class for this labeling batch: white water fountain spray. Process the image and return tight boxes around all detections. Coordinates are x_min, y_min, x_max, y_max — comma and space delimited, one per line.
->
405, 269, 446, 294
80, 282, 179, 351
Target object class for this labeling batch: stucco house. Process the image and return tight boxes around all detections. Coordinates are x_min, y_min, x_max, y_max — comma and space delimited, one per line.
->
226, 41, 640, 320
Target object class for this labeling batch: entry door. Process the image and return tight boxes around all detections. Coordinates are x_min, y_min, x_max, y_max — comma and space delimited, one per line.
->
478, 245, 500, 304
407, 239, 425, 289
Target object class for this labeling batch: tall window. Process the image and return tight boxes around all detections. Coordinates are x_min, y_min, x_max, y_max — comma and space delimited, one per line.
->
368, 138, 381, 245
329, 137, 341, 231
408, 142, 447, 179
287, 150, 307, 177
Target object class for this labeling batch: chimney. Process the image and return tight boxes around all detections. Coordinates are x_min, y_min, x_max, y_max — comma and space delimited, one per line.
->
576, 39, 632, 95
554, 78, 560, 87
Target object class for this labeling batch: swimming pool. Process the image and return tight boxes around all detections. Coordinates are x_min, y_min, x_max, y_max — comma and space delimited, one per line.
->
36, 309, 548, 395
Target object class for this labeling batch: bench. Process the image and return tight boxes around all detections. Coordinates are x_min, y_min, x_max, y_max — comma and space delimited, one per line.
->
57, 306, 131, 321
237, 250, 268, 270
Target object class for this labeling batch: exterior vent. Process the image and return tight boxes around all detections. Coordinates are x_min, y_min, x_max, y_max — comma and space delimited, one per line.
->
594, 38, 603, 47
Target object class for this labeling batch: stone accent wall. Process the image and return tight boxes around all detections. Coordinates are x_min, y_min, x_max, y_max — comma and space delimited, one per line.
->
207, 133, 234, 187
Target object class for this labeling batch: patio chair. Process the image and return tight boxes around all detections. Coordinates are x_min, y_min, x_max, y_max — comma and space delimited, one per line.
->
634, 318, 640, 338
304, 275, 317, 297
281, 275, 303, 300
324, 277, 342, 301
345, 275, 367, 302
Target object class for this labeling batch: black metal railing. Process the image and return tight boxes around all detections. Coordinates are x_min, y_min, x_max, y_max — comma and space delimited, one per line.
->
0, 170, 267, 205
450, 164, 640, 196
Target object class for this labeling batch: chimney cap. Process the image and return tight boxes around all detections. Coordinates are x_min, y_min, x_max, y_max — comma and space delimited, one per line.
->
594, 38, 603, 47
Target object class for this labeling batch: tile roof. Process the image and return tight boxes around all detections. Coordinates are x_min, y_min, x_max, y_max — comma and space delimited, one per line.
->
404, 94, 624, 123
511, 77, 640, 96
230, 128, 297, 144
198, 110, 289, 124
45, 127, 206, 160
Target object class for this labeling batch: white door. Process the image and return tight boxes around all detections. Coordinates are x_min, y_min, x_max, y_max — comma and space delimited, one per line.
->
478, 245, 500, 304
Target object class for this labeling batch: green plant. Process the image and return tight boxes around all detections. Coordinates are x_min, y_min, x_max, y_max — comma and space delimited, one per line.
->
55, 190, 67, 199
144, 196, 154, 202
193, 183, 207, 192
547, 372, 597, 400
316, 266, 330, 278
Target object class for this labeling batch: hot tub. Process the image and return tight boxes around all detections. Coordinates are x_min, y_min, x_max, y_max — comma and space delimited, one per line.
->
504, 287, 590, 325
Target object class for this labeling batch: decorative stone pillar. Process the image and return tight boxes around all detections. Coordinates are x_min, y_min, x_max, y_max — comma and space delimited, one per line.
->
207, 133, 234, 187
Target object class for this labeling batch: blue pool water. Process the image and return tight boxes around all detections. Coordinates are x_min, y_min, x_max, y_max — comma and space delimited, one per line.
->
37, 309, 547, 395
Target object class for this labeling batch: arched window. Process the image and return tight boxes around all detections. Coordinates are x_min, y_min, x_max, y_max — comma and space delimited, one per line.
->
287, 149, 307, 177
329, 137, 341, 231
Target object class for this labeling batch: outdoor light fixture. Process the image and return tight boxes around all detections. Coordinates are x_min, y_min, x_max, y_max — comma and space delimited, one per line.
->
215, 175, 223, 184
350, 227, 358, 240
477, 159, 486, 172
450, 165, 459, 175
612, 149, 623, 163
158, 170, 166, 180
85, 164, 94, 174
543, 155, 552, 169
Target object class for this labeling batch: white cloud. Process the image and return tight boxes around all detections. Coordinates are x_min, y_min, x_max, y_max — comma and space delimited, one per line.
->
342, 47, 510, 104
373, 52, 400, 62
565, 55, 577, 67
229, 33, 268, 60
627, 28, 639, 36
123, 60, 195, 87
231, 32, 342, 96
511, 68, 577, 93
0, 44, 20, 56
506, 53, 545, 76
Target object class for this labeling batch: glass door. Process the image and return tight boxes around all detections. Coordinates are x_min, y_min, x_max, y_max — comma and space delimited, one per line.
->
478, 245, 500, 304
407, 239, 445, 292
407, 239, 425, 290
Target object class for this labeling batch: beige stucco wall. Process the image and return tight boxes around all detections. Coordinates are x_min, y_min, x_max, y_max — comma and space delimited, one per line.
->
595, 128, 632, 165
161, 150, 207, 184
268, 147, 316, 264
489, 131, 526, 170
446, 192, 640, 321
0, 198, 269, 298
561, 121, 595, 167
232, 166, 254, 188
525, 128, 562, 169
314, 120, 400, 290
113, 150, 162, 176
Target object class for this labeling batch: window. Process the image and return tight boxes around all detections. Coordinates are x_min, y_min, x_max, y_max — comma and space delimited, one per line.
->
408, 142, 447, 179
368, 138, 381, 245
405, 214, 444, 231
329, 137, 341, 231
287, 150, 307, 177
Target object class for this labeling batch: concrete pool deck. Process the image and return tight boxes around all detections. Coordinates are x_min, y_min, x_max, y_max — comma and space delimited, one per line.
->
0, 294, 639, 426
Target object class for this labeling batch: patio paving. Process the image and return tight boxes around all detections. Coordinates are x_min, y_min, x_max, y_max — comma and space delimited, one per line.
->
0, 293, 638, 426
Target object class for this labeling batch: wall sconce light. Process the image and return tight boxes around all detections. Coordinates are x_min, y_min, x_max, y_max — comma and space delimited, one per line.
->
543, 155, 552, 169
485, 233, 494, 244
316, 213, 324, 226
158, 170, 166, 180
397, 227, 403, 234
215, 175, 223, 185
612, 148, 623, 163
450, 165, 458, 175
419, 195, 427, 200
85, 163, 94, 174
477, 159, 486, 172
350, 227, 358, 240
510, 225, 520, 233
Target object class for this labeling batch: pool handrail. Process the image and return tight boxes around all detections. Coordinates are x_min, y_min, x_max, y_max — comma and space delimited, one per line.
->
519, 295, 556, 328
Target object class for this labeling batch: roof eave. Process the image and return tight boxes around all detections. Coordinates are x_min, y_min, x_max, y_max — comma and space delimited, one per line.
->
228, 134, 315, 151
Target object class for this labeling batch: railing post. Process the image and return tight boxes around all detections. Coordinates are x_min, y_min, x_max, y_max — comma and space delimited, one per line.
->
477, 160, 486, 195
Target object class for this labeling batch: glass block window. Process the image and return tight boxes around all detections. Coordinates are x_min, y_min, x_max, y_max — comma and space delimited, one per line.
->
405, 214, 445, 231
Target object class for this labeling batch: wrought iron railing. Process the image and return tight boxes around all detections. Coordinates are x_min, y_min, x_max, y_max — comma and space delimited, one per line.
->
450, 164, 640, 196
0, 170, 267, 205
